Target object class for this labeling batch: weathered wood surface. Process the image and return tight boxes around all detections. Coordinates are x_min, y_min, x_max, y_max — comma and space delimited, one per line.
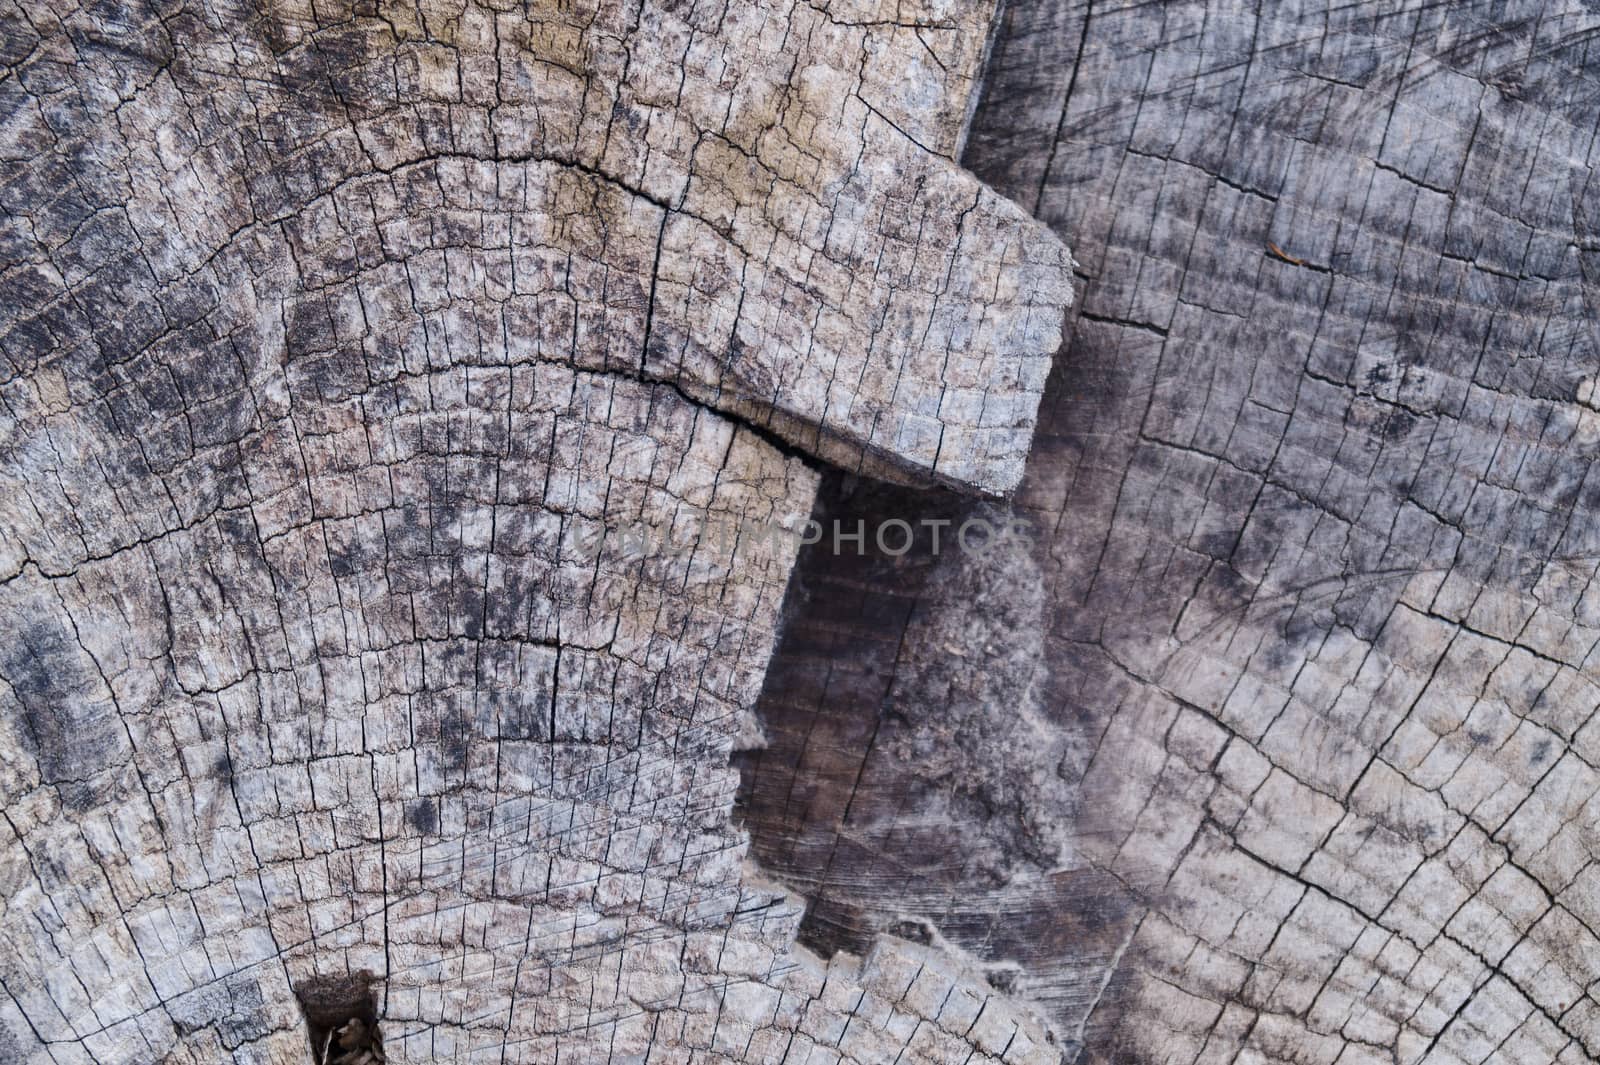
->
0, 0, 1074, 1061
11, 0, 1600, 1062
741, 1, 1600, 1062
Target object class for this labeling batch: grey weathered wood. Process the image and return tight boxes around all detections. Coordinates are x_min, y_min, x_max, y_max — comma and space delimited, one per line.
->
741, 1, 1600, 1062
13, 0, 1593, 1062
0, 0, 1073, 1061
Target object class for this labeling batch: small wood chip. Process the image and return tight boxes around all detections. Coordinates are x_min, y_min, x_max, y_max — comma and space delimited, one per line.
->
1268, 241, 1305, 265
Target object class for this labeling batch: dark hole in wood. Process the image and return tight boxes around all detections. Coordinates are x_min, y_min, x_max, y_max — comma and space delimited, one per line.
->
732, 474, 976, 961
294, 972, 385, 1064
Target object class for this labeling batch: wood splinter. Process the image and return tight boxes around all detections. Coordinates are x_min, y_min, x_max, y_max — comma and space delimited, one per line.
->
1268, 241, 1306, 265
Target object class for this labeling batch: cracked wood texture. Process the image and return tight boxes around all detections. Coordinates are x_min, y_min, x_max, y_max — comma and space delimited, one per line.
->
737, 1, 1600, 1064
0, 0, 1074, 1061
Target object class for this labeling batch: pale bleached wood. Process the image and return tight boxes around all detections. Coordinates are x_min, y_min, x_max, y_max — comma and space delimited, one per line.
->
0, 0, 1072, 1061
